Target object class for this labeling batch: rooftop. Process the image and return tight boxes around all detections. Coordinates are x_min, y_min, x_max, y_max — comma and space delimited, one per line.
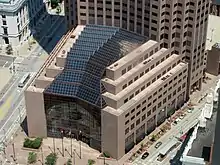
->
44, 24, 146, 107
187, 109, 217, 161
206, 15, 220, 50
0, 0, 10, 3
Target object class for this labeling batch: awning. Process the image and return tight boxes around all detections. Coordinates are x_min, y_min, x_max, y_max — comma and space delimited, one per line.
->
159, 139, 178, 155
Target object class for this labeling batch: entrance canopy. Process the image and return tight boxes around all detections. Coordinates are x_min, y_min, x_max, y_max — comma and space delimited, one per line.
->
159, 139, 178, 155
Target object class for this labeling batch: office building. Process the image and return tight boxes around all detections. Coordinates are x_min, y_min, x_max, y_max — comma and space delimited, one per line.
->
206, 43, 220, 76
102, 40, 188, 159
210, 0, 220, 16
0, 0, 46, 47
25, 24, 188, 159
25, 24, 146, 155
205, 15, 220, 76
65, 0, 210, 99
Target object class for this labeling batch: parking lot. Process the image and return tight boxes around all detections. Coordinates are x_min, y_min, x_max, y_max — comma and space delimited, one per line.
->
0, 55, 15, 68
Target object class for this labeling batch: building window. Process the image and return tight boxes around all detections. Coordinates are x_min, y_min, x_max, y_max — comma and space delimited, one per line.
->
3, 37, 9, 44
2, 20, 7, 25
3, 28, 8, 35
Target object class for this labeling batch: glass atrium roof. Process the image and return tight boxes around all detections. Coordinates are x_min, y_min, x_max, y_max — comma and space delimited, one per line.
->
45, 24, 146, 107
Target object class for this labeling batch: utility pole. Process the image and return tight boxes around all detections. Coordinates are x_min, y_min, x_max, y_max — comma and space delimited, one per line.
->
53, 138, 55, 153
61, 130, 64, 157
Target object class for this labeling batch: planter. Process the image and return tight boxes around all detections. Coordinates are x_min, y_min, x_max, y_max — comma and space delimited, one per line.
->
22, 147, 40, 152
97, 156, 114, 161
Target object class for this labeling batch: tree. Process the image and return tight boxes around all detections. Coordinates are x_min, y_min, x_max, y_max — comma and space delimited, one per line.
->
88, 159, 95, 165
51, 0, 59, 8
5, 44, 13, 55
28, 152, 37, 164
45, 153, 57, 165
66, 159, 72, 165
151, 134, 157, 142
56, 6, 61, 14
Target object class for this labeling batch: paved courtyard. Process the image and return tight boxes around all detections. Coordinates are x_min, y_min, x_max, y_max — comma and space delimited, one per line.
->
2, 129, 121, 165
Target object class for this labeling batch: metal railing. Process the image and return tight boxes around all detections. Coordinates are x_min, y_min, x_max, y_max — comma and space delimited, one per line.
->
27, 28, 75, 88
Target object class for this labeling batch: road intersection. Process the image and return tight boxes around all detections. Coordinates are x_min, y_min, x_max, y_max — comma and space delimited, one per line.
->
0, 14, 66, 164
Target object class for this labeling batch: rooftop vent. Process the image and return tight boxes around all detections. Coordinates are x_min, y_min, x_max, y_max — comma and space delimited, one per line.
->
70, 35, 75, 38
62, 50, 66, 54
114, 63, 118, 67
143, 59, 151, 65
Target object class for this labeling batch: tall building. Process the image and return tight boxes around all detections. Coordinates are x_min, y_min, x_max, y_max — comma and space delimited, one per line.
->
25, 24, 188, 159
102, 40, 188, 158
0, 0, 46, 47
64, 0, 210, 98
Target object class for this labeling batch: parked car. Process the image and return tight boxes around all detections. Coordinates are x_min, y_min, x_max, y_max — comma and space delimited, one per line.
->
141, 152, 149, 159
155, 141, 162, 149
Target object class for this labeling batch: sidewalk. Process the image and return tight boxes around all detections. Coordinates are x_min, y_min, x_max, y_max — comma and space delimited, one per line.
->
118, 73, 219, 164
0, 68, 13, 92
2, 74, 219, 165
3, 129, 120, 165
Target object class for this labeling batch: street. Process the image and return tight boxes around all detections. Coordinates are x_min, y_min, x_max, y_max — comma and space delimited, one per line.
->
133, 91, 214, 165
0, 13, 67, 163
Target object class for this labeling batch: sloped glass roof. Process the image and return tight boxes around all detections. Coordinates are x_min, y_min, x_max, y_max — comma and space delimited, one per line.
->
45, 24, 146, 107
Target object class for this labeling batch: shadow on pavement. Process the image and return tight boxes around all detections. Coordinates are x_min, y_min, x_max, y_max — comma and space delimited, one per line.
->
20, 117, 28, 136
28, 1, 67, 54
170, 127, 194, 165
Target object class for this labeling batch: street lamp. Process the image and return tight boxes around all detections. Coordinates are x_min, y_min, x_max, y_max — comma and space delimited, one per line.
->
3, 129, 6, 143
52, 137, 55, 153
79, 130, 82, 159
68, 131, 73, 158
41, 147, 44, 164
18, 107, 21, 124
11, 137, 16, 161
61, 130, 64, 157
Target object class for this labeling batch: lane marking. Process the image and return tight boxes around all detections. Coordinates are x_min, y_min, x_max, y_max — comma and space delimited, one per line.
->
2, 61, 7, 68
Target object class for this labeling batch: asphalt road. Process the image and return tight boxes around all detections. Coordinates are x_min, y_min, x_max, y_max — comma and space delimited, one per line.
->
0, 15, 66, 150
133, 101, 206, 165
0, 55, 14, 68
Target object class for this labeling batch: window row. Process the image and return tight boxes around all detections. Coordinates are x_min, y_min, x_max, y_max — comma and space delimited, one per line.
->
124, 71, 187, 118
125, 91, 185, 135
122, 54, 172, 91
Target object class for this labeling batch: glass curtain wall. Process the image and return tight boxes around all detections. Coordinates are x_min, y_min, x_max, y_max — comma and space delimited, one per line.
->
44, 93, 101, 150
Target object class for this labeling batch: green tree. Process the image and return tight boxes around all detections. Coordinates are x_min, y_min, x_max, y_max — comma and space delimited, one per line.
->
51, 0, 59, 8
151, 134, 157, 142
28, 152, 37, 164
45, 153, 57, 165
32, 137, 43, 149
103, 152, 110, 158
5, 44, 13, 55
88, 159, 95, 165
66, 159, 72, 165
56, 6, 61, 14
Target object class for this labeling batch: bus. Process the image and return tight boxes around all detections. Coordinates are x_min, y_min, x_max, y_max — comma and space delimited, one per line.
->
18, 73, 30, 88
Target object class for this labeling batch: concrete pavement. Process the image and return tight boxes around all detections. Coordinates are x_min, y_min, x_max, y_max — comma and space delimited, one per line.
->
0, 13, 67, 164
130, 74, 219, 165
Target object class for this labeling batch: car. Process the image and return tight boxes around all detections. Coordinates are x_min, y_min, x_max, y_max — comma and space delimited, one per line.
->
141, 152, 149, 159
155, 141, 162, 149
187, 109, 192, 113
179, 114, 185, 119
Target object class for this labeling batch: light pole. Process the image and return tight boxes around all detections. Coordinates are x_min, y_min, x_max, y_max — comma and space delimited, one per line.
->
18, 107, 21, 124
61, 130, 64, 157
11, 137, 16, 161
53, 137, 55, 153
41, 147, 44, 164
68, 131, 72, 157
79, 130, 82, 159
3, 129, 6, 143
73, 149, 76, 165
